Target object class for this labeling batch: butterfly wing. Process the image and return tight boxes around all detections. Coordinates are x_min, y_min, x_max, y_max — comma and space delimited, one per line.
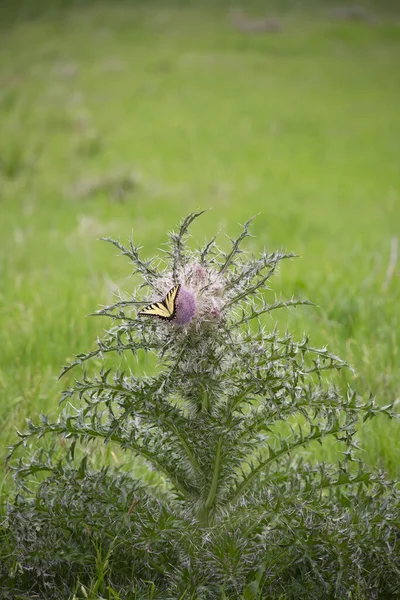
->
138, 284, 181, 320
138, 301, 172, 319
164, 284, 180, 315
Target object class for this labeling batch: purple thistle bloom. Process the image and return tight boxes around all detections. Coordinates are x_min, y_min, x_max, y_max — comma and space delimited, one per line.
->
174, 286, 197, 326
151, 262, 224, 327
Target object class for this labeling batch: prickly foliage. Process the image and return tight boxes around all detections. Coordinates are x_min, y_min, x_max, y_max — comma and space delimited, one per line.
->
1, 213, 399, 599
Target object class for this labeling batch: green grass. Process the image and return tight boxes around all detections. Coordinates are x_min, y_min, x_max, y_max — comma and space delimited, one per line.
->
1, 0, 399, 492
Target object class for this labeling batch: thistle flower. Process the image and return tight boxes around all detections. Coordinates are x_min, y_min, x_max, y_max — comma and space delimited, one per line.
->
174, 285, 197, 325
155, 261, 224, 327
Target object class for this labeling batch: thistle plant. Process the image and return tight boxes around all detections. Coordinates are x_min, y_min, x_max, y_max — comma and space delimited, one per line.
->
1, 212, 399, 599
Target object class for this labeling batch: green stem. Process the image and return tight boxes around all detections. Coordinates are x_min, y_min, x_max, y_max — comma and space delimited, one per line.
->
228, 384, 256, 413
196, 438, 223, 526
196, 506, 210, 528
201, 384, 210, 413
205, 438, 223, 510
174, 428, 201, 474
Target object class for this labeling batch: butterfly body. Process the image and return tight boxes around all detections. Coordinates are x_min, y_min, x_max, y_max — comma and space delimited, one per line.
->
138, 284, 181, 321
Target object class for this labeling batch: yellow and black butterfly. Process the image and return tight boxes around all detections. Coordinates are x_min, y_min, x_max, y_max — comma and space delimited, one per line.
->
138, 284, 181, 321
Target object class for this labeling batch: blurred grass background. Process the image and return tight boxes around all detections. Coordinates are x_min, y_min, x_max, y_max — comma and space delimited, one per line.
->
1, 0, 399, 486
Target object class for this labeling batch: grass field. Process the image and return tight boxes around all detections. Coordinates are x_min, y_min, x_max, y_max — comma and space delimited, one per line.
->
1, 0, 400, 500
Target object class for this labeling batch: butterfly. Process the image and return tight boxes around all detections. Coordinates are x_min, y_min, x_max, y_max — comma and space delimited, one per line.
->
138, 284, 181, 321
